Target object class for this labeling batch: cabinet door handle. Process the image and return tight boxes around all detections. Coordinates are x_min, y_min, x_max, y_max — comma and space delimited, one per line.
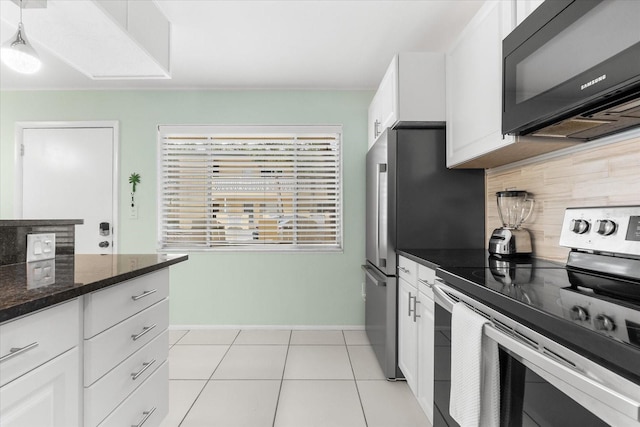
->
0, 342, 38, 363
413, 299, 421, 323
417, 278, 433, 289
408, 291, 413, 316
131, 289, 158, 301
131, 324, 157, 341
131, 407, 156, 427
374, 119, 381, 138
131, 359, 156, 380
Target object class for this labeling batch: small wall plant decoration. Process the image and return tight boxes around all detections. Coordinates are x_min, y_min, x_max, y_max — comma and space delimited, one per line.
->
129, 172, 141, 193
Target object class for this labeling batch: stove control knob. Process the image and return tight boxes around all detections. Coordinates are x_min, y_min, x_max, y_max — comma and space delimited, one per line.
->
570, 306, 589, 322
596, 219, 617, 236
570, 219, 590, 234
594, 314, 616, 332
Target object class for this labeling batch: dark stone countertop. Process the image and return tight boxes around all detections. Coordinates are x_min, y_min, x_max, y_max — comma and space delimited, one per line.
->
397, 248, 492, 270
0, 254, 188, 323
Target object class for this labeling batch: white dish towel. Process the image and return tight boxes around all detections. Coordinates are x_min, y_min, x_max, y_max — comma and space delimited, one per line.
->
449, 302, 500, 427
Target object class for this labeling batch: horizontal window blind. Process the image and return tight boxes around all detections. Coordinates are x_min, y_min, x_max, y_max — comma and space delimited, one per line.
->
158, 125, 342, 251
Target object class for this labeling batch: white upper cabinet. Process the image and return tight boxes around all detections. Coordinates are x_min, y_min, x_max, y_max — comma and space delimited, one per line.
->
446, 0, 574, 169
446, 0, 516, 168
368, 53, 446, 148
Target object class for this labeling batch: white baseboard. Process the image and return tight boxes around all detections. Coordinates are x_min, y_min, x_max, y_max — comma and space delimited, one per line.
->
169, 324, 365, 331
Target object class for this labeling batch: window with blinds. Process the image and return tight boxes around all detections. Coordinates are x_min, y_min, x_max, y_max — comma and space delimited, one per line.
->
158, 125, 342, 251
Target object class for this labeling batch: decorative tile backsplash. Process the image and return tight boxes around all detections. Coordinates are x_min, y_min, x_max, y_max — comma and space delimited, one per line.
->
486, 135, 640, 262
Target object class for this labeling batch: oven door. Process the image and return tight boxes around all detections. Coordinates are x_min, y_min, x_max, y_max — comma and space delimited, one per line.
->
502, 0, 640, 136
432, 280, 640, 427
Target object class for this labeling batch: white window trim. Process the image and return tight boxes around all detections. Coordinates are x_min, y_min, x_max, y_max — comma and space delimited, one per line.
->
156, 124, 343, 253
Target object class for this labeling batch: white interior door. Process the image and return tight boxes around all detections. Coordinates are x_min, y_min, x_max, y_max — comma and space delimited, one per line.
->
20, 126, 117, 254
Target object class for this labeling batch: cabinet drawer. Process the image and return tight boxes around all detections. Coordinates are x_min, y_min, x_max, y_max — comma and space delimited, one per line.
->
85, 331, 168, 427
0, 347, 80, 427
84, 299, 168, 386
98, 361, 168, 427
417, 264, 436, 299
398, 256, 417, 284
84, 269, 169, 338
0, 299, 80, 387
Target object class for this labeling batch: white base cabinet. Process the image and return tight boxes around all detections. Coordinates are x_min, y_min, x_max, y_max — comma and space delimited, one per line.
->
0, 348, 80, 427
397, 256, 436, 423
0, 268, 171, 427
0, 299, 81, 427
84, 269, 170, 427
398, 277, 419, 394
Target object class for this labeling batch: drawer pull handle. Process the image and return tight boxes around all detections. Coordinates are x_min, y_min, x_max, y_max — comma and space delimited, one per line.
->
131, 407, 156, 427
131, 289, 158, 301
131, 324, 157, 341
0, 342, 39, 363
417, 278, 433, 289
131, 358, 156, 380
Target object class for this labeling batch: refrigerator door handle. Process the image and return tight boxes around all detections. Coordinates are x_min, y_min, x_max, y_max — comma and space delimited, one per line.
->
377, 163, 388, 268
361, 264, 387, 287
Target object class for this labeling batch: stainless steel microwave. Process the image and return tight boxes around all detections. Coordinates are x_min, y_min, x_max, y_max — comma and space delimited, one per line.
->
502, 0, 640, 141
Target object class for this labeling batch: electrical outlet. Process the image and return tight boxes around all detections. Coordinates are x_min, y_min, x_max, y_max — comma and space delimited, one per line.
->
26, 233, 56, 262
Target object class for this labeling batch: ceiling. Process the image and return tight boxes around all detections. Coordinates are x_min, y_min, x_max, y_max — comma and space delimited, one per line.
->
0, 0, 483, 91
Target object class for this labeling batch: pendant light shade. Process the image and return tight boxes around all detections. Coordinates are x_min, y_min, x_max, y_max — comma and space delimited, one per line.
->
1, 1, 42, 74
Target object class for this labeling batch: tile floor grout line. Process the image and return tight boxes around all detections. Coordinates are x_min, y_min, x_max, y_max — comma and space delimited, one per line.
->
174, 378, 209, 427
176, 329, 239, 427
343, 330, 370, 427
271, 329, 292, 427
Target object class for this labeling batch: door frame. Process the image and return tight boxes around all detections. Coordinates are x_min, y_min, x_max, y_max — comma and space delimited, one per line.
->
14, 121, 120, 253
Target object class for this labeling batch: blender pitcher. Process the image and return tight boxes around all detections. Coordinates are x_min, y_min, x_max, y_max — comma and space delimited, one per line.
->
489, 191, 535, 256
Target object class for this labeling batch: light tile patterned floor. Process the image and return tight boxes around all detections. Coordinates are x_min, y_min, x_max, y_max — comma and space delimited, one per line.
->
161, 329, 432, 427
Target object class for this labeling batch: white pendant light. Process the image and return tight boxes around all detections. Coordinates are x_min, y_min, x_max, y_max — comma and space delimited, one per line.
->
1, 0, 41, 74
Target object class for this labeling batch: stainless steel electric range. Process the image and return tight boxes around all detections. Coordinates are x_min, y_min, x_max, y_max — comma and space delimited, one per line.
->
434, 206, 640, 426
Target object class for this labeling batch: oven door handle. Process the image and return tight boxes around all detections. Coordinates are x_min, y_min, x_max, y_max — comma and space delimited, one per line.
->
432, 280, 456, 312
433, 280, 640, 424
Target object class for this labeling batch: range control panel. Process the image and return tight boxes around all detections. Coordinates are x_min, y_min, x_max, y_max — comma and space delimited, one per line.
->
559, 206, 640, 256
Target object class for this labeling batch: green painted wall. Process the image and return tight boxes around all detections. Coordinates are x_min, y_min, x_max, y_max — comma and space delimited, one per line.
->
0, 90, 372, 326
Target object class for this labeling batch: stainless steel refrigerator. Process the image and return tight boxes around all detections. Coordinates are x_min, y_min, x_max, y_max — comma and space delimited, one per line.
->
362, 127, 485, 379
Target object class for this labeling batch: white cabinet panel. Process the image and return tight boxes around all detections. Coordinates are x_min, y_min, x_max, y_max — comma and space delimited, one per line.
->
98, 362, 168, 427
446, 0, 515, 168
397, 256, 436, 424
0, 348, 80, 427
398, 277, 419, 395
398, 256, 417, 284
84, 331, 168, 427
417, 292, 435, 421
417, 264, 436, 299
0, 299, 79, 387
84, 299, 169, 386
368, 53, 446, 148
84, 269, 169, 338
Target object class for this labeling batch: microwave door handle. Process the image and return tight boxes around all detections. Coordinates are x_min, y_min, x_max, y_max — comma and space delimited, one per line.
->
377, 163, 388, 267
484, 325, 640, 424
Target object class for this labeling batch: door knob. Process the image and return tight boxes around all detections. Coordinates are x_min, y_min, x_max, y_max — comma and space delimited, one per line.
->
99, 241, 110, 248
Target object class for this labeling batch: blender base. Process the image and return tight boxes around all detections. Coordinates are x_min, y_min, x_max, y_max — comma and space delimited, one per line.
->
488, 228, 533, 256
